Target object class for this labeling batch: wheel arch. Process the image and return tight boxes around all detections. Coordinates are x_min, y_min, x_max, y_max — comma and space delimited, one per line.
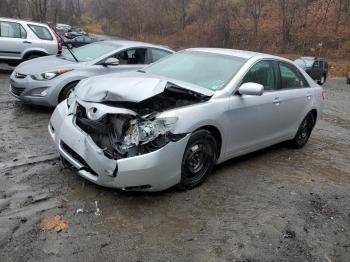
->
58, 80, 80, 103
194, 125, 222, 160
22, 50, 48, 60
309, 109, 318, 126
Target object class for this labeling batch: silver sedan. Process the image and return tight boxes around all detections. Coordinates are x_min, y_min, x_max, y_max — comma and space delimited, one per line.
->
49, 48, 324, 191
9, 40, 174, 107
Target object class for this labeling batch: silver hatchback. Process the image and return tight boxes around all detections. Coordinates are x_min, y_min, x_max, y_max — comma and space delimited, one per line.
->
0, 18, 61, 65
9, 40, 174, 107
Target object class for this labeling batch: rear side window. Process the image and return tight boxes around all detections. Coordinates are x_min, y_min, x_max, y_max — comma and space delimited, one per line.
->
279, 62, 309, 89
242, 60, 276, 91
0, 21, 26, 38
313, 60, 319, 68
151, 49, 171, 63
28, 24, 53, 40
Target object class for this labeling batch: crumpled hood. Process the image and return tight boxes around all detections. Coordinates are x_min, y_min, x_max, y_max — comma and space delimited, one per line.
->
15, 55, 85, 75
75, 72, 214, 103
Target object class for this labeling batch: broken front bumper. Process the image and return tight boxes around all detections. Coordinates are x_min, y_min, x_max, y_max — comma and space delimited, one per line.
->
49, 102, 190, 191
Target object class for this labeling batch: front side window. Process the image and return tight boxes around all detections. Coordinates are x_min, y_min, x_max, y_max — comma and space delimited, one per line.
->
144, 51, 247, 90
0, 21, 26, 38
116, 48, 147, 65
28, 24, 53, 40
279, 62, 309, 89
151, 49, 171, 63
241, 60, 276, 91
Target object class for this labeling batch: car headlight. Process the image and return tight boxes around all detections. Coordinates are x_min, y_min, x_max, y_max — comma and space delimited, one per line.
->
66, 91, 76, 108
31, 69, 73, 81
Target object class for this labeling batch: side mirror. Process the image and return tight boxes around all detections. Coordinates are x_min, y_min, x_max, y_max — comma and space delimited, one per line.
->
103, 57, 119, 67
238, 82, 264, 96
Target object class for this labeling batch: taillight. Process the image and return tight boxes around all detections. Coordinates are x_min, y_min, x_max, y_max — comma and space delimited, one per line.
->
51, 29, 62, 52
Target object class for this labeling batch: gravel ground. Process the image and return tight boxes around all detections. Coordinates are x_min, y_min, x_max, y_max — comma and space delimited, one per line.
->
0, 67, 349, 262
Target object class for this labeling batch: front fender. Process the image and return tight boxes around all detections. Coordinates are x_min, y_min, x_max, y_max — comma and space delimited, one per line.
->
157, 98, 229, 157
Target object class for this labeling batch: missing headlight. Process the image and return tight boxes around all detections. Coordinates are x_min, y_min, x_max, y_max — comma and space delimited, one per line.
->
75, 110, 185, 160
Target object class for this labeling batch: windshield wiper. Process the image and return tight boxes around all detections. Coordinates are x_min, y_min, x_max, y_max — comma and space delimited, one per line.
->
67, 47, 79, 63
137, 69, 146, 73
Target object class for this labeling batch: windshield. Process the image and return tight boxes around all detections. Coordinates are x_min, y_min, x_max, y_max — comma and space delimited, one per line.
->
295, 58, 314, 68
144, 51, 247, 90
61, 43, 118, 62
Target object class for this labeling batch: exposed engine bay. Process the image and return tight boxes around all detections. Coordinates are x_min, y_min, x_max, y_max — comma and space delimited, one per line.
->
75, 83, 211, 160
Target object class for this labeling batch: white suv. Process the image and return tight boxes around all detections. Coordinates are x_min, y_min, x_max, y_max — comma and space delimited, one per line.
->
0, 18, 62, 66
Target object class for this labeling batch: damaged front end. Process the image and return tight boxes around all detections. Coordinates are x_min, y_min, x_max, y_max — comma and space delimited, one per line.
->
74, 82, 211, 160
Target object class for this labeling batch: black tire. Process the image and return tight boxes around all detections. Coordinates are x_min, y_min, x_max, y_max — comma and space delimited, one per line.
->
288, 112, 315, 149
177, 130, 217, 190
58, 82, 78, 103
318, 75, 326, 85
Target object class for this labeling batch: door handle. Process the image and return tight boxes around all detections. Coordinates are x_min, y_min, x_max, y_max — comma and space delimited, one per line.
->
306, 93, 312, 100
23, 41, 32, 44
272, 97, 281, 105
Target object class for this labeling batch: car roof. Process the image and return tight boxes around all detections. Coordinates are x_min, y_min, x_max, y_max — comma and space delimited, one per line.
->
186, 48, 286, 60
102, 40, 174, 51
299, 57, 325, 61
185, 48, 265, 59
0, 17, 49, 27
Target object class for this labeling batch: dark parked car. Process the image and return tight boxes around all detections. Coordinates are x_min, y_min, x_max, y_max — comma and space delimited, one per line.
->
295, 57, 328, 85
66, 28, 88, 39
64, 36, 99, 48
347, 74, 350, 85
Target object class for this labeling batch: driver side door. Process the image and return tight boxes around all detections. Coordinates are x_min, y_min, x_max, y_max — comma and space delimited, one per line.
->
226, 60, 283, 156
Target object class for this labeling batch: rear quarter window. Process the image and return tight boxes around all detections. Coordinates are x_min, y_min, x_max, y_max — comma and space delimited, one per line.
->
28, 24, 53, 40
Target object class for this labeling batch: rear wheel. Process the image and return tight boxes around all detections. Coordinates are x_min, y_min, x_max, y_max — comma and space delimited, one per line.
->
289, 112, 315, 149
58, 82, 78, 103
177, 130, 217, 190
24, 54, 42, 61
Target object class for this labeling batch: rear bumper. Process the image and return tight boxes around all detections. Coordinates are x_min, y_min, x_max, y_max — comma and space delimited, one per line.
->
49, 102, 190, 191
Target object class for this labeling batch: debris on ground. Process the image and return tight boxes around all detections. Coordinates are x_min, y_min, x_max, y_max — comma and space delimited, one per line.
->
42, 215, 69, 232
94, 201, 101, 216
283, 229, 296, 239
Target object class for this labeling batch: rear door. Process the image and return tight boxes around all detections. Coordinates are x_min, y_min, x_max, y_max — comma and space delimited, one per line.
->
275, 61, 313, 138
310, 60, 321, 80
0, 20, 28, 60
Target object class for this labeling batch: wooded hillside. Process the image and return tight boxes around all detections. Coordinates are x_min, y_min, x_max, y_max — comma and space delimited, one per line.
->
1, 0, 349, 58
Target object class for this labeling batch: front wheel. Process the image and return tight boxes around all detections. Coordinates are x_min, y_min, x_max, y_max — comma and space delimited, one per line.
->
288, 113, 315, 149
177, 130, 217, 190
58, 82, 78, 103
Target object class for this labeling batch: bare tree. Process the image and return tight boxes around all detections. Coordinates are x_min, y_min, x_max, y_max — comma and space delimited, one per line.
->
246, 0, 269, 37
